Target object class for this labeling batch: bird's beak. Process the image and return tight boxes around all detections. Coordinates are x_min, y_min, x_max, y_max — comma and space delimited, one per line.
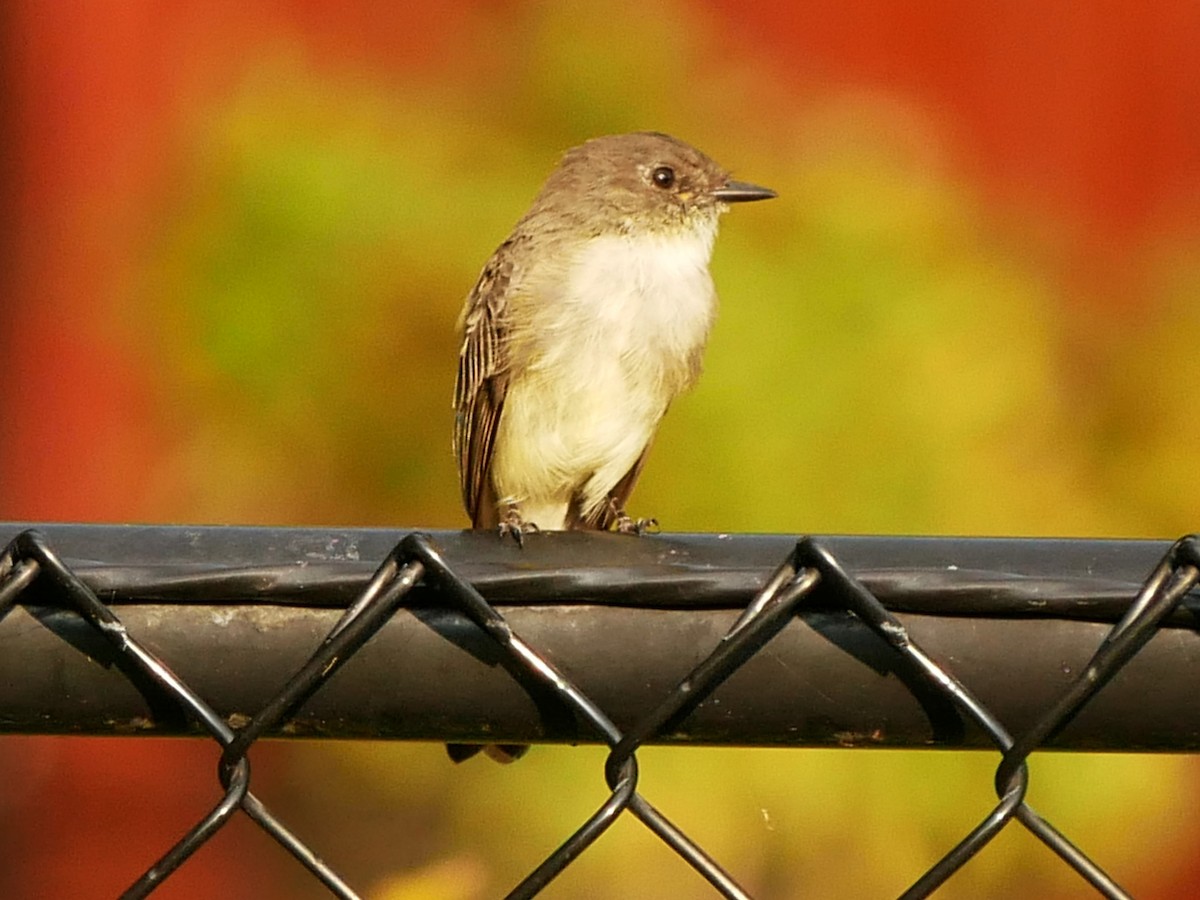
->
712, 180, 777, 203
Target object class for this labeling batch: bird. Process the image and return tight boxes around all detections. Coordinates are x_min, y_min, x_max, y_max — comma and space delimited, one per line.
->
453, 132, 775, 544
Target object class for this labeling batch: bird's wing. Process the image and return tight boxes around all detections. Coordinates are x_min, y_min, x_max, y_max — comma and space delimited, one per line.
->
454, 241, 518, 528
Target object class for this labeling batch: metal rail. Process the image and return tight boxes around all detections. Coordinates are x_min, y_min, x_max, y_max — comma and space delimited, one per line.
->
2, 523, 1197, 898
1, 523, 1195, 750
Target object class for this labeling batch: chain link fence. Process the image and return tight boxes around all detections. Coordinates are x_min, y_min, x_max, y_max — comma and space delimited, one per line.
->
0, 523, 1196, 898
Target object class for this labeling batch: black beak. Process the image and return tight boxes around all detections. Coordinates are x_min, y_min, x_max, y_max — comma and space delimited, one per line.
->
712, 180, 777, 203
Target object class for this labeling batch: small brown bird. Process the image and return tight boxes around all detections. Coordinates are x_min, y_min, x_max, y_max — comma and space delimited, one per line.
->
453, 132, 775, 543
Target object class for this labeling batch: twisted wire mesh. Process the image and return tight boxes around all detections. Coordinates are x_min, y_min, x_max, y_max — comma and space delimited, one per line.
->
0, 526, 1195, 898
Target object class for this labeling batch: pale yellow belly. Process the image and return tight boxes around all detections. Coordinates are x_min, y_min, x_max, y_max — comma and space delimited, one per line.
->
490, 366, 664, 529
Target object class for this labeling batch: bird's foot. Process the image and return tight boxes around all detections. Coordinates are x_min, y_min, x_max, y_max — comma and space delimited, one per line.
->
498, 505, 539, 546
608, 500, 659, 535
617, 516, 659, 535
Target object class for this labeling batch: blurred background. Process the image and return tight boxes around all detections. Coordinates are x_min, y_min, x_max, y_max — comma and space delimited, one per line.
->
1, 1, 1199, 897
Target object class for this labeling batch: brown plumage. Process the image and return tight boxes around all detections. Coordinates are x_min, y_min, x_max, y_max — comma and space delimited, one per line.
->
453, 132, 774, 538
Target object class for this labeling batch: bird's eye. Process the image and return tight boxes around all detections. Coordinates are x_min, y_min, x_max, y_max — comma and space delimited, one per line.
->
651, 166, 676, 189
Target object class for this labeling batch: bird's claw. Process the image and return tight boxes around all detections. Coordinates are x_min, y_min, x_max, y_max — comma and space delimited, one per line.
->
612, 508, 659, 536
605, 495, 658, 535
620, 516, 659, 535
498, 506, 538, 546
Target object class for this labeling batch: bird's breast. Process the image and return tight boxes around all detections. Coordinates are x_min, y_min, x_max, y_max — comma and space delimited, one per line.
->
491, 228, 720, 521
546, 229, 718, 391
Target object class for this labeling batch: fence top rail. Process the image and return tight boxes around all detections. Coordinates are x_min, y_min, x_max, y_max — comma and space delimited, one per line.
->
0, 522, 1191, 624
0, 523, 1197, 752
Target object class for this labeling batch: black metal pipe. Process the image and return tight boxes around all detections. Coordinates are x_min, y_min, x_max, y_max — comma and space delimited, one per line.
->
0, 523, 1195, 749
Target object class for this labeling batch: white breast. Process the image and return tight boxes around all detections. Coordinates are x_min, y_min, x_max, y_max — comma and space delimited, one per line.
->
563, 228, 719, 362
492, 225, 720, 527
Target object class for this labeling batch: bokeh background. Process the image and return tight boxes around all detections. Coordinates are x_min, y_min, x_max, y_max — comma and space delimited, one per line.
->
2, 1, 1199, 897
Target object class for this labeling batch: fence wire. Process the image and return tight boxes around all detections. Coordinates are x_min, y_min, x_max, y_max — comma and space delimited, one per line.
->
0, 524, 1197, 898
